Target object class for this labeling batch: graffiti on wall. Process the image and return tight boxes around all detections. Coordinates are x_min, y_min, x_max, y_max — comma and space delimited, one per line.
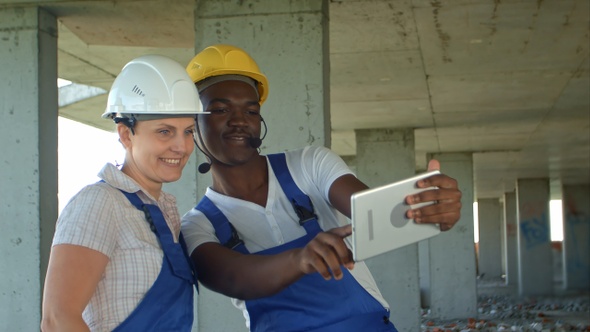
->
566, 213, 590, 275
520, 212, 550, 249
564, 192, 590, 280
520, 201, 549, 249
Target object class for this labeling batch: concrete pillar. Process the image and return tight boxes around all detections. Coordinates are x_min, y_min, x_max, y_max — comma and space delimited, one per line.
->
500, 197, 506, 278
562, 185, 590, 291
502, 191, 519, 286
477, 198, 503, 279
424, 153, 477, 320
516, 178, 553, 296
0, 7, 58, 331
190, 1, 330, 331
355, 128, 420, 332
418, 241, 432, 308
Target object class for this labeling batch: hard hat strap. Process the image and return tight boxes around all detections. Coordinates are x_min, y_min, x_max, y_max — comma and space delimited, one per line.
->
114, 116, 137, 135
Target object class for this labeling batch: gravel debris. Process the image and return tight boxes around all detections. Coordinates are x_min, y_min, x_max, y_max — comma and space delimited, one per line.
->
421, 294, 590, 332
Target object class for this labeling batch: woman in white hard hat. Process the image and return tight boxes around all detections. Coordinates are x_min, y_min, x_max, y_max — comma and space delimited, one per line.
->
41, 55, 206, 332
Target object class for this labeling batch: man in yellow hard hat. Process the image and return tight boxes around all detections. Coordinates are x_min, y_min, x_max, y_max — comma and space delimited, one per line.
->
181, 44, 462, 332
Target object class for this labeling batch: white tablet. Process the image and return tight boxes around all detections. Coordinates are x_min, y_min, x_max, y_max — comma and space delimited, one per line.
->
351, 170, 441, 261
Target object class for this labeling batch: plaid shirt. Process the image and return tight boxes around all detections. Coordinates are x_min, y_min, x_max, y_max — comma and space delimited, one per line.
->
52, 163, 181, 331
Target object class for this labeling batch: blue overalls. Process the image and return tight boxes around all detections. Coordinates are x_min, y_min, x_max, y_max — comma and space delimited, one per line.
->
196, 153, 398, 332
113, 190, 197, 331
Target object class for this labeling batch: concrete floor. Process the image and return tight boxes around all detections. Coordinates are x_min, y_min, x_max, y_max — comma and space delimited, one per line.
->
421, 278, 590, 331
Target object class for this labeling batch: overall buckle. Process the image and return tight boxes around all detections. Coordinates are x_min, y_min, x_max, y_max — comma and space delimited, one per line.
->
291, 199, 317, 225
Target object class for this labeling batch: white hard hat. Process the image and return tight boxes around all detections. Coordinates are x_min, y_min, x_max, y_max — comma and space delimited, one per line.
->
102, 54, 207, 119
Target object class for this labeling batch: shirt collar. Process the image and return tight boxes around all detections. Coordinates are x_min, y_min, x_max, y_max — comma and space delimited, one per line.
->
98, 163, 177, 205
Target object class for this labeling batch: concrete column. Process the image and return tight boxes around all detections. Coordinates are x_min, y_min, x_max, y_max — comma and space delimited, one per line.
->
0, 7, 58, 331
425, 153, 477, 320
500, 197, 506, 278
191, 1, 330, 331
418, 241, 432, 308
562, 185, 590, 291
477, 198, 503, 279
355, 128, 420, 332
502, 191, 519, 286
516, 178, 553, 296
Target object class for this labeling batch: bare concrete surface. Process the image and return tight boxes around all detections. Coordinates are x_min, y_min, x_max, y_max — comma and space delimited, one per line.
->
421, 278, 590, 331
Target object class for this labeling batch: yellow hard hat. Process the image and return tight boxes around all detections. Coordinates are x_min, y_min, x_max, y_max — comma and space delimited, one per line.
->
186, 44, 269, 105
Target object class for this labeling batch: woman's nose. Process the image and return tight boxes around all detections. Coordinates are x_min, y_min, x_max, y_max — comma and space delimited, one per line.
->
171, 133, 191, 153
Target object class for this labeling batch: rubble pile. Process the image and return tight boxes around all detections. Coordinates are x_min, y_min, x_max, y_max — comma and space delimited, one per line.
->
421, 294, 590, 332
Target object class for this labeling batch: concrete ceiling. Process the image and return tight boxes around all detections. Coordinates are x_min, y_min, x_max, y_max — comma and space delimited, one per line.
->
5, 0, 588, 199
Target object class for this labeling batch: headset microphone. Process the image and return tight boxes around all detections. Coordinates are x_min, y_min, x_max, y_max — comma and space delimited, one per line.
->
198, 161, 211, 174
193, 135, 213, 174
249, 137, 262, 149
249, 117, 267, 149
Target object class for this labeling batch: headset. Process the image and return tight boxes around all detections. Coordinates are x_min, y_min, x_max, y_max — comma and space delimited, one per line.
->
195, 116, 267, 174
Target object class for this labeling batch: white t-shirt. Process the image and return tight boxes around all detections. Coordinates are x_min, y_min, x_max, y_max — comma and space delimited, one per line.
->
181, 146, 388, 326
52, 163, 181, 331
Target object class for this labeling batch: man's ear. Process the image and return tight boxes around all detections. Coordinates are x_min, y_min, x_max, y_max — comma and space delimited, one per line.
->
117, 123, 132, 149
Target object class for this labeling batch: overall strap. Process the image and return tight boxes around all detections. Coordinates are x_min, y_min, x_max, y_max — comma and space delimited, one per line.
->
267, 153, 320, 234
196, 196, 249, 254
120, 190, 157, 232
120, 190, 197, 285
